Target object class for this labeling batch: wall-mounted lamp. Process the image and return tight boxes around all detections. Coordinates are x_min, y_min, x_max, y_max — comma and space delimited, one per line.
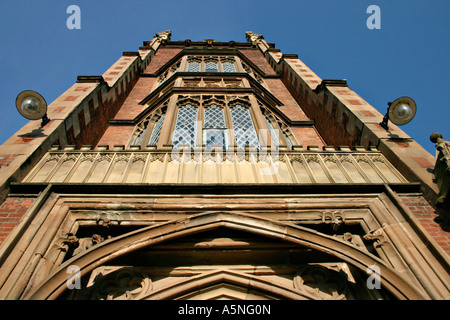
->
16, 90, 50, 127
379, 96, 416, 130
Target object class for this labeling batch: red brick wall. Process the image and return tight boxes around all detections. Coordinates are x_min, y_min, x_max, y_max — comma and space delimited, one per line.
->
67, 68, 140, 149
290, 127, 325, 147
264, 78, 311, 122
400, 195, 450, 255
0, 197, 35, 248
114, 77, 157, 120
97, 77, 158, 147
283, 77, 362, 147
97, 125, 135, 147
239, 48, 277, 75
144, 47, 182, 74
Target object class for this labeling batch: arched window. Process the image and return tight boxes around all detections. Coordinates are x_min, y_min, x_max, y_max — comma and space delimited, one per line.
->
172, 103, 199, 149
186, 56, 237, 73
132, 107, 166, 148
203, 104, 227, 149
204, 60, 219, 73
282, 128, 294, 149
261, 107, 296, 149
187, 59, 201, 72
148, 112, 165, 145
222, 60, 236, 73
230, 104, 260, 150
263, 113, 280, 146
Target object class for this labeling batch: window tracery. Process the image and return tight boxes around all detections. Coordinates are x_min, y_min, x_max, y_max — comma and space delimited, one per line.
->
261, 107, 296, 149
132, 95, 297, 152
169, 95, 261, 150
157, 60, 181, 86
131, 104, 167, 148
186, 56, 237, 73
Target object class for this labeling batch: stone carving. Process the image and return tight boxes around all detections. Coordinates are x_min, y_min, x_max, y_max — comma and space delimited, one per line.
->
245, 31, 264, 43
363, 227, 387, 248
61, 233, 108, 257
339, 232, 367, 251
96, 217, 113, 228
430, 132, 450, 209
90, 268, 152, 300
24, 149, 407, 185
293, 264, 350, 300
183, 80, 200, 87
322, 210, 345, 232
155, 30, 171, 41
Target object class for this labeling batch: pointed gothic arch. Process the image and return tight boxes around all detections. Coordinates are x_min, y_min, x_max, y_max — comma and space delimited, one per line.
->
25, 211, 426, 300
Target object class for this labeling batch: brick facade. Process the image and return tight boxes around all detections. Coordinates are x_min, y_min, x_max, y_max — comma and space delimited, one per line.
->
144, 47, 182, 74
0, 197, 35, 247
0, 32, 448, 300
401, 195, 450, 255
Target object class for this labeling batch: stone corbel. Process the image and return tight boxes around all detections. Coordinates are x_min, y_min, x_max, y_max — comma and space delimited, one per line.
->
363, 227, 387, 248
149, 30, 172, 50
245, 31, 264, 43
155, 30, 172, 42
322, 210, 345, 232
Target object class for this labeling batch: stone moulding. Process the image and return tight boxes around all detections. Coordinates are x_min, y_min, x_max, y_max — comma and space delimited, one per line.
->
1, 188, 448, 300
20, 149, 408, 186
23, 211, 429, 300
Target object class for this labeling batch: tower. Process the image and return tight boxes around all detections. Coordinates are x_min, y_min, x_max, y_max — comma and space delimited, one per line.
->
0, 31, 448, 300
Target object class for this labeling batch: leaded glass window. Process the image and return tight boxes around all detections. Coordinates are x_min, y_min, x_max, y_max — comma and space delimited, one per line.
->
187, 60, 201, 72
205, 61, 219, 72
230, 104, 260, 150
204, 104, 227, 149
148, 112, 165, 145
186, 57, 237, 73
263, 114, 280, 146
204, 104, 226, 128
133, 107, 167, 147
172, 103, 199, 149
222, 61, 236, 73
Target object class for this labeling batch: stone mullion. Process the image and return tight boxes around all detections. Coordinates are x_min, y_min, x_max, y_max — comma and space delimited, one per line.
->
248, 95, 269, 148
157, 94, 178, 149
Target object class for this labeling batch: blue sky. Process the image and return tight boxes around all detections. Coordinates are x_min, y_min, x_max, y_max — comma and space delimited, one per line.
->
0, 0, 448, 154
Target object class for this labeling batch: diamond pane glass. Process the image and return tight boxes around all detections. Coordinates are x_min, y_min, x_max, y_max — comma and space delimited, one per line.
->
230, 104, 260, 150
205, 129, 227, 150
205, 61, 218, 72
204, 104, 226, 129
187, 61, 201, 72
222, 61, 236, 73
172, 104, 198, 149
148, 112, 166, 145
263, 114, 280, 146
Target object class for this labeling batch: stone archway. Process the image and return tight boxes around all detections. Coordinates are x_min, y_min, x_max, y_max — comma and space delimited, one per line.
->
24, 211, 426, 300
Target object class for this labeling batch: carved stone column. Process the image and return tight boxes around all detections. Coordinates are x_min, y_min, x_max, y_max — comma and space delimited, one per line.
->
430, 132, 450, 221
